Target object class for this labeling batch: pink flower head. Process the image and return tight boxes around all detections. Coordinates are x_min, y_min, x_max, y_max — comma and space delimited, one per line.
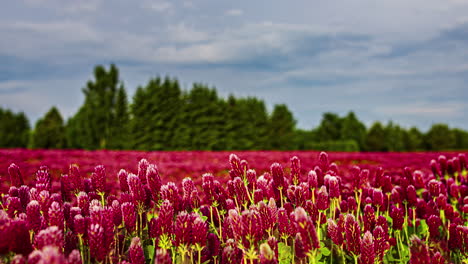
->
438, 155, 447, 175
406, 185, 418, 207
8, 163, 24, 187
328, 176, 340, 199
155, 248, 172, 264
345, 214, 361, 256
221, 239, 243, 264
271, 162, 285, 193
137, 159, 149, 184
74, 214, 86, 235
35, 166, 51, 192
246, 169, 257, 190
229, 154, 243, 179
77, 192, 90, 216
90, 165, 106, 193
259, 242, 277, 264
26, 200, 42, 233
428, 180, 441, 197
327, 218, 343, 246
294, 207, 319, 253
360, 231, 375, 264
372, 189, 384, 208
318, 151, 329, 172
308, 170, 318, 189
118, 169, 129, 193
427, 214, 441, 239
241, 209, 263, 248
129, 237, 145, 264
11, 255, 26, 264
121, 202, 136, 233
202, 173, 215, 202
68, 249, 82, 264
409, 235, 430, 264
390, 206, 404, 230
363, 204, 375, 232
88, 223, 105, 262
160, 182, 180, 212
48, 201, 64, 230
34, 226, 64, 250
7, 196, 22, 218
174, 211, 193, 247
127, 174, 146, 207
291, 156, 301, 185
316, 186, 330, 211
192, 215, 208, 247
373, 225, 389, 262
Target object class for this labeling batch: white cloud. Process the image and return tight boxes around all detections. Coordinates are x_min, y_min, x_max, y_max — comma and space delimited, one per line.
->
144, 0, 172, 12
376, 102, 465, 118
226, 9, 243, 16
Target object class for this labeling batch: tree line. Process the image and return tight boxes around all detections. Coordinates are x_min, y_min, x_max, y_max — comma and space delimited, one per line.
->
1, 64, 468, 151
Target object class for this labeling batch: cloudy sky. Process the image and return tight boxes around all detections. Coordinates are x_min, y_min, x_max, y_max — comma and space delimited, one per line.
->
1, 0, 468, 130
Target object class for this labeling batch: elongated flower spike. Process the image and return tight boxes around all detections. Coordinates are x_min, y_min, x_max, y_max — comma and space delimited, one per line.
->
390, 206, 404, 230
118, 169, 129, 193
427, 214, 441, 239
363, 204, 375, 232
428, 179, 441, 198
259, 242, 277, 264
121, 202, 136, 233
137, 159, 149, 184
26, 200, 42, 233
317, 186, 330, 211
129, 237, 145, 264
294, 207, 320, 254
409, 235, 430, 264
246, 169, 257, 190
459, 153, 467, 170
438, 155, 448, 175
192, 214, 208, 247
308, 170, 318, 189
88, 223, 105, 262
7, 197, 21, 218
360, 231, 375, 264
8, 163, 24, 187
67, 250, 82, 264
327, 218, 343, 246
229, 154, 243, 179
155, 248, 172, 264
271, 163, 285, 197
318, 151, 329, 172
291, 156, 301, 185
328, 176, 340, 199
34, 226, 64, 250
373, 225, 389, 262
127, 173, 146, 208
48, 201, 64, 230
91, 165, 106, 193
345, 214, 361, 256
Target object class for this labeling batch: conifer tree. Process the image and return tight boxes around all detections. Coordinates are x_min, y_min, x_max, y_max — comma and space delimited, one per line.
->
32, 107, 66, 149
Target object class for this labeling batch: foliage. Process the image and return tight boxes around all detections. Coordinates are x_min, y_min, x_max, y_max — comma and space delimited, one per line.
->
32, 107, 66, 149
0, 107, 30, 148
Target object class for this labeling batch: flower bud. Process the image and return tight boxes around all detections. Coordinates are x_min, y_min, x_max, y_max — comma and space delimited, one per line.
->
360, 231, 375, 264
129, 237, 145, 264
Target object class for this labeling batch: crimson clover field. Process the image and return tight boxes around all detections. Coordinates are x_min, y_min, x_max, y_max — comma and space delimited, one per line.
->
0, 149, 467, 263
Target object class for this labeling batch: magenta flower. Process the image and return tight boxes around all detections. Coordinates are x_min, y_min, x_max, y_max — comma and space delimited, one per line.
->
271, 162, 285, 192
10, 255, 26, 264
427, 214, 442, 239
174, 211, 193, 247
160, 182, 180, 212
428, 179, 441, 197
308, 170, 318, 189
121, 202, 137, 233
35, 167, 51, 192
407, 185, 418, 207
221, 239, 243, 264
345, 214, 361, 256
241, 209, 263, 248
228, 153, 242, 179
373, 225, 389, 262
390, 206, 404, 230
259, 242, 277, 264
48, 201, 64, 230
34, 226, 64, 250
316, 186, 330, 211
88, 223, 105, 262
246, 169, 257, 190
155, 248, 172, 264
118, 169, 129, 193
137, 159, 149, 184
318, 151, 329, 172
74, 214, 86, 235
26, 200, 42, 233
294, 207, 319, 254
409, 235, 430, 264
77, 192, 90, 216
7, 197, 22, 218
327, 218, 343, 246
127, 173, 146, 208
372, 188, 384, 209
192, 215, 208, 247
328, 176, 340, 199
129, 237, 145, 264
290, 156, 301, 185
360, 231, 375, 264
68, 249, 82, 264
363, 204, 375, 232
8, 163, 24, 187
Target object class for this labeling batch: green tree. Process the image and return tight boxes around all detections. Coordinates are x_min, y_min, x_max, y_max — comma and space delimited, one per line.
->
268, 104, 296, 150
365, 121, 387, 151
425, 123, 455, 150
0, 108, 30, 148
402, 127, 424, 151
384, 121, 405, 151
108, 86, 129, 149
340, 111, 366, 150
32, 107, 66, 149
452, 128, 468, 149
68, 64, 126, 149
316, 112, 342, 142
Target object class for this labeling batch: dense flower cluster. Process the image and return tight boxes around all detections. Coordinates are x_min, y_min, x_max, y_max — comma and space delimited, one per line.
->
0, 151, 467, 263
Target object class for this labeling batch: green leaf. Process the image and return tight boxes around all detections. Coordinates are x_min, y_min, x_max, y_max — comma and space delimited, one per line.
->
146, 244, 155, 262
278, 242, 292, 264
417, 220, 429, 237
320, 246, 331, 256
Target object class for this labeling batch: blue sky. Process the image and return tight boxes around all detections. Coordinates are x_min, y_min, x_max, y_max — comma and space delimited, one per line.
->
1, 0, 468, 130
